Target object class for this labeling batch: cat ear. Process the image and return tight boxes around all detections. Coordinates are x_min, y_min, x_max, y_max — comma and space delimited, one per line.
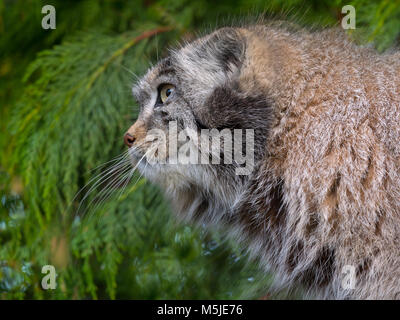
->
200, 28, 246, 74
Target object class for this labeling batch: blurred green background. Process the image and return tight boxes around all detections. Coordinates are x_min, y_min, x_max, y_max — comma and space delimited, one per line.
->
0, 0, 399, 299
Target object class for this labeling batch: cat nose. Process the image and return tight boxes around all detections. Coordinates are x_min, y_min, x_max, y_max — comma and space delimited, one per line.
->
124, 120, 147, 148
124, 132, 135, 147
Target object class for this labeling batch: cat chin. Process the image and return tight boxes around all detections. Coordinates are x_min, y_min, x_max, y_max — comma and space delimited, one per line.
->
131, 158, 190, 189
128, 147, 231, 197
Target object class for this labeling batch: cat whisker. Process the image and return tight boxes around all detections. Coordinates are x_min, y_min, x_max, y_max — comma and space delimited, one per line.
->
120, 64, 141, 82
86, 147, 151, 215
68, 151, 130, 217
75, 157, 131, 216
83, 164, 134, 218
116, 146, 156, 202
88, 150, 130, 173
87, 155, 148, 217
74, 139, 151, 219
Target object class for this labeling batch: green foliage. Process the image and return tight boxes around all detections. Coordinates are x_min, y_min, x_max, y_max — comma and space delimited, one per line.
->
1, 0, 399, 299
349, 0, 400, 51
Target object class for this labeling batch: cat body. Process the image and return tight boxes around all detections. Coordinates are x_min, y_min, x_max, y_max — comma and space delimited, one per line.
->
126, 24, 400, 299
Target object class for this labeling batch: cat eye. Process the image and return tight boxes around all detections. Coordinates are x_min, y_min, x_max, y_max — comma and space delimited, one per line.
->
159, 84, 175, 104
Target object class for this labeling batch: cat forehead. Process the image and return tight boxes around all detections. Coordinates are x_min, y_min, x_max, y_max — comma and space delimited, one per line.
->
133, 29, 243, 99
138, 41, 226, 80
132, 57, 176, 103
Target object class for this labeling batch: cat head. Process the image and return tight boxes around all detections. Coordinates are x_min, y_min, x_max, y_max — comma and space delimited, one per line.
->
125, 27, 271, 205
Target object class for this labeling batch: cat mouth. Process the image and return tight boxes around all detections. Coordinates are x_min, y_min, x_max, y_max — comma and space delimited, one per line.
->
127, 147, 150, 170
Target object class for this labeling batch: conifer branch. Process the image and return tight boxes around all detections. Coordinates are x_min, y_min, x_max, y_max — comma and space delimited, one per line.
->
86, 26, 173, 91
